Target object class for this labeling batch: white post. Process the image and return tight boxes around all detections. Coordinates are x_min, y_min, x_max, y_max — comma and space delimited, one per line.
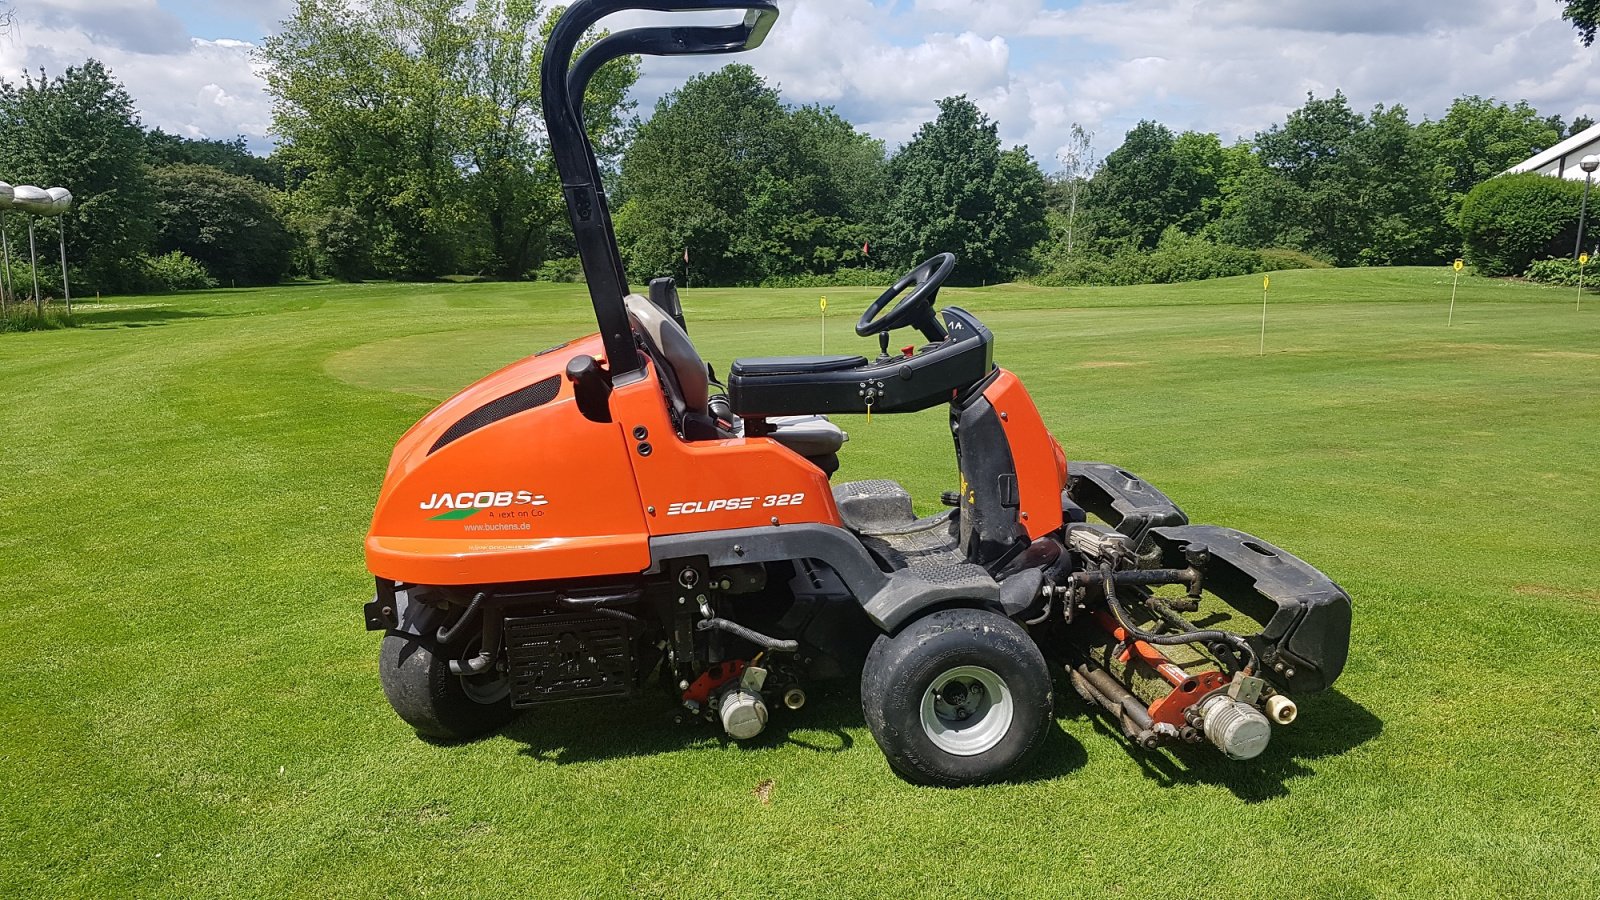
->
27, 217, 41, 314
1258, 275, 1269, 356
0, 211, 11, 315
58, 218, 70, 314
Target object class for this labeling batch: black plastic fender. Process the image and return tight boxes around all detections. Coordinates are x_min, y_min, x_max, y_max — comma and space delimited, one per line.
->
364, 579, 446, 639
1147, 525, 1351, 694
1067, 462, 1188, 544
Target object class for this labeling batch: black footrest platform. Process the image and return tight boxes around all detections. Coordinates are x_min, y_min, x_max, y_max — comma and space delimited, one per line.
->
1148, 525, 1351, 694
504, 613, 634, 707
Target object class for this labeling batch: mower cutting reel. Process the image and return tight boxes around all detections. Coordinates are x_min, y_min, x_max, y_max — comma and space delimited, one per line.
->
361, 0, 1352, 787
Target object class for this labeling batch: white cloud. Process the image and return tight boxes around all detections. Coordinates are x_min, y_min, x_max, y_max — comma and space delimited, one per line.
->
1, 4, 273, 151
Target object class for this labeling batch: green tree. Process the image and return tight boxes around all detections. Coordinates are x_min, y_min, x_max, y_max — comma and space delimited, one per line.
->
882, 96, 1046, 284
1171, 131, 1226, 231
151, 164, 296, 286
263, 0, 477, 279
1084, 122, 1222, 250
1253, 91, 1370, 264
0, 60, 154, 292
1084, 121, 1177, 250
1353, 103, 1446, 264
1561, 0, 1600, 45
617, 65, 885, 285
462, 0, 637, 279
263, 0, 638, 281
1421, 97, 1560, 225
1207, 151, 1309, 251
145, 129, 282, 186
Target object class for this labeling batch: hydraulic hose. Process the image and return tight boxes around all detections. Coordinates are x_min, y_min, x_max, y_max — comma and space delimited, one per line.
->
695, 617, 799, 653
436, 592, 487, 646
559, 602, 644, 633
1099, 563, 1259, 676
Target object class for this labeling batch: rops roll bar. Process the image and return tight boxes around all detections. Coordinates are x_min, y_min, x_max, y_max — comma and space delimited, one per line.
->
540, 1, 780, 379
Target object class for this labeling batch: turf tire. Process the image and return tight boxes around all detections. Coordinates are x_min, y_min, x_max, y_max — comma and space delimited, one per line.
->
861, 607, 1052, 787
379, 632, 514, 742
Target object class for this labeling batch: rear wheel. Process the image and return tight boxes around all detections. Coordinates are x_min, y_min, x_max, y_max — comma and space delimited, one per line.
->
861, 608, 1052, 786
379, 632, 514, 742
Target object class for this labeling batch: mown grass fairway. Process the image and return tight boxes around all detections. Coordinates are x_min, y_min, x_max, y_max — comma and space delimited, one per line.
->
3, 267, 1599, 897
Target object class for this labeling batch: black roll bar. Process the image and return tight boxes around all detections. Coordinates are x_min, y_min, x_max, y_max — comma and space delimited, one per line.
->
540, 1, 780, 379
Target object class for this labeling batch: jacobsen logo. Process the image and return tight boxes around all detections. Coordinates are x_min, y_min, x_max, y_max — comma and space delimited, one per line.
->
421, 490, 548, 521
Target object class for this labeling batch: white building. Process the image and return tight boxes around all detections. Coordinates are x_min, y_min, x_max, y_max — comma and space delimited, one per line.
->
1505, 122, 1600, 179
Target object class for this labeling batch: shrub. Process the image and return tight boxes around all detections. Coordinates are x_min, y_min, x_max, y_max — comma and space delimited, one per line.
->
537, 257, 585, 283
0, 305, 76, 333
1524, 257, 1590, 286
5, 259, 66, 300
1459, 173, 1588, 277
758, 268, 902, 289
1032, 228, 1265, 287
141, 251, 218, 293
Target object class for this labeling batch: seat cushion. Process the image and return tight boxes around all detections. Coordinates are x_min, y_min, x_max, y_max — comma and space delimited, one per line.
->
731, 355, 867, 376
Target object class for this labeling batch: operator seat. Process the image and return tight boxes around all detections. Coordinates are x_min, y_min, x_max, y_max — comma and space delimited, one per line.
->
623, 294, 847, 469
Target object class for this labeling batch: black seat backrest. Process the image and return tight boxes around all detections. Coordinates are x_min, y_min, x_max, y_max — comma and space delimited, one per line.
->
649, 277, 687, 333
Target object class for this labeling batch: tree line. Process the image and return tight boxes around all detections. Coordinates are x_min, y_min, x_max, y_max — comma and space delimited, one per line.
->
1, 0, 1594, 295
1043, 93, 1594, 280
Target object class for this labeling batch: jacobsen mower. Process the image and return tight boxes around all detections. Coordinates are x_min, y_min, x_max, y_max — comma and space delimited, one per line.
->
363, 0, 1351, 786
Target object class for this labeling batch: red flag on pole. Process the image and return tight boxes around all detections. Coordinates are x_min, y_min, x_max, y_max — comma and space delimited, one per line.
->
863, 241, 870, 256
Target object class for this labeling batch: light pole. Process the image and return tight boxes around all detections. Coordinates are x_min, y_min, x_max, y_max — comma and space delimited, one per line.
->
1575, 155, 1600, 261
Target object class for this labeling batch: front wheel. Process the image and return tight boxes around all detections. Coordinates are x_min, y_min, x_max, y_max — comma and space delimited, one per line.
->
379, 632, 514, 742
860, 608, 1052, 786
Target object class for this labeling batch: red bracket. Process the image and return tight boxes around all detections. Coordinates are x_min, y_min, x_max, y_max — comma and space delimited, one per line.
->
682, 659, 747, 706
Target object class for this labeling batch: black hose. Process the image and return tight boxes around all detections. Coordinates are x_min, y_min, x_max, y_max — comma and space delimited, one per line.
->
1099, 563, 1259, 675
560, 602, 644, 633
436, 592, 487, 645
695, 618, 799, 653
556, 589, 643, 609
449, 613, 503, 676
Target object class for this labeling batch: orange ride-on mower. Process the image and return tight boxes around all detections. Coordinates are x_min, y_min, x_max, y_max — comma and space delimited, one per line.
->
363, 0, 1351, 787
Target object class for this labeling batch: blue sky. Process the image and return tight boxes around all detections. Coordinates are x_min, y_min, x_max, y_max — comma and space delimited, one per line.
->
3, 1, 1597, 167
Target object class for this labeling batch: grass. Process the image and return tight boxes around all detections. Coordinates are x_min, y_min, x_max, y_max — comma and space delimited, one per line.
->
0, 304, 76, 333
2, 266, 1599, 897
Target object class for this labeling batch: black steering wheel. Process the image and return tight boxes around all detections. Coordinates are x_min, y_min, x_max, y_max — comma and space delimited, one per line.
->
856, 253, 956, 348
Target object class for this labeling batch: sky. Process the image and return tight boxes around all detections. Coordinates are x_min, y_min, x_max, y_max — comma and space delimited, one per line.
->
2, 0, 1598, 169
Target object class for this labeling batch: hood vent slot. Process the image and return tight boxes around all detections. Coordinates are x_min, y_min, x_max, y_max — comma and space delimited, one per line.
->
429, 375, 562, 454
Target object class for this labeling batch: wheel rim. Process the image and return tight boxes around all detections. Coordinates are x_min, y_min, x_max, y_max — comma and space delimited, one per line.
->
919, 665, 1014, 757
456, 638, 510, 705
